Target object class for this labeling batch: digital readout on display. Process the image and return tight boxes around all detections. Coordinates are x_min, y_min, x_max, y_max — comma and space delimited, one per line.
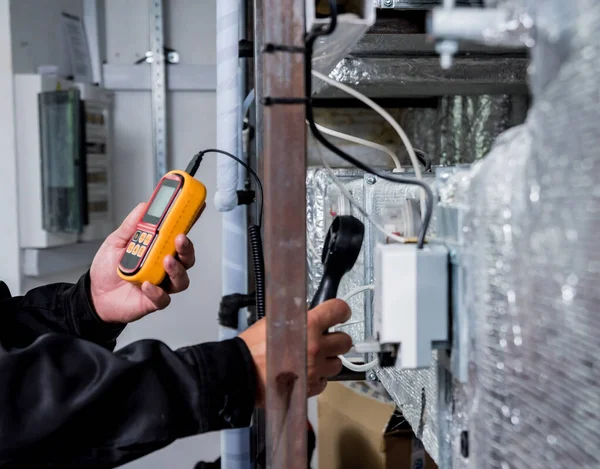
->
146, 185, 176, 219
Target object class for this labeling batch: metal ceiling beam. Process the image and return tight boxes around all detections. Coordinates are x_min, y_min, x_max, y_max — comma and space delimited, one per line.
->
314, 56, 529, 98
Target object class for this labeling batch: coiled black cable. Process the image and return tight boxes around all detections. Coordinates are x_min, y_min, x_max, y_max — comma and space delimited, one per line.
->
248, 224, 266, 321
187, 148, 266, 321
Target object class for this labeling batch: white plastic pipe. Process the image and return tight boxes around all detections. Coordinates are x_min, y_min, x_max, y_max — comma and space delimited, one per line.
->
216, 0, 250, 467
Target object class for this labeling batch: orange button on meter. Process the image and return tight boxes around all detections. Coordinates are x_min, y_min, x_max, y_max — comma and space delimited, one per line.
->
139, 233, 147, 243
132, 245, 140, 255
138, 246, 147, 258
143, 234, 153, 245
127, 242, 135, 253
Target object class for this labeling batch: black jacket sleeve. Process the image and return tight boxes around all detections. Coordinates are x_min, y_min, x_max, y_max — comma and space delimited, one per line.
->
0, 334, 257, 468
0, 278, 257, 468
0, 272, 125, 351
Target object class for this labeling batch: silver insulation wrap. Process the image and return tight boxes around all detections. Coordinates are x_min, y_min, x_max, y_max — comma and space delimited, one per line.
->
402, 95, 526, 166
309, 5, 600, 468
307, 167, 370, 346
308, 97, 526, 170
463, 1, 600, 468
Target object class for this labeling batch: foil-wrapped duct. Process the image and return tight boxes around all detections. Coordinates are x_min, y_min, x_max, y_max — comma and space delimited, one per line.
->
308, 97, 527, 170
402, 95, 526, 166
307, 167, 370, 347
306, 167, 436, 346
462, 1, 600, 468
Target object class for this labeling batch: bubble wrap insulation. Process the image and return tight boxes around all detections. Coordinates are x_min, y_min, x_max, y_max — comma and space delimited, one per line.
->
462, 2, 600, 468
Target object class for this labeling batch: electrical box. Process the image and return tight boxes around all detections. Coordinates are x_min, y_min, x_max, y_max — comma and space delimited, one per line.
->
14, 74, 113, 249
374, 243, 449, 369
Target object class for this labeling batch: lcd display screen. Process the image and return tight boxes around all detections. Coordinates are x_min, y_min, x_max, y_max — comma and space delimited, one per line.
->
142, 178, 179, 225
147, 185, 176, 218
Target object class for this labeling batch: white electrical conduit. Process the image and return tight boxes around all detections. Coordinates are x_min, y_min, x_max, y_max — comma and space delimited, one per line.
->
215, 3, 242, 212
314, 122, 403, 171
216, 0, 250, 467
311, 70, 426, 215
329, 284, 379, 372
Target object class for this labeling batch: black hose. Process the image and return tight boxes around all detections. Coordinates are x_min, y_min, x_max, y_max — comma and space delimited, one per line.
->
248, 224, 266, 321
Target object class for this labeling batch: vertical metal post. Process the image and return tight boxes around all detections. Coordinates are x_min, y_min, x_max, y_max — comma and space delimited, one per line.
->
262, 0, 307, 467
149, 0, 167, 183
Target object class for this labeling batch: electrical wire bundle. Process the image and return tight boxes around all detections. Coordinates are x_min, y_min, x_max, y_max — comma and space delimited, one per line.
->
304, 2, 436, 372
304, 3, 434, 250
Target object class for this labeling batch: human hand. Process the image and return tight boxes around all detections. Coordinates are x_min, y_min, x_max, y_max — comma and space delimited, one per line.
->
89, 203, 196, 324
239, 299, 352, 407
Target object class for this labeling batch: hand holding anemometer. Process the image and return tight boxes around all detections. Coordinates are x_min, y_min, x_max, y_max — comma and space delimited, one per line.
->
117, 149, 261, 288
117, 169, 207, 286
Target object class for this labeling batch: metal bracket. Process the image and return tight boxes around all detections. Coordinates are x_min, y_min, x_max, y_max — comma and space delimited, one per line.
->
135, 47, 180, 65
262, 43, 305, 54
261, 97, 308, 106
149, 0, 167, 184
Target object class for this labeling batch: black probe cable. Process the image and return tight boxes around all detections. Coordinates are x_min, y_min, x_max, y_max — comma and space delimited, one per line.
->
186, 149, 266, 321
186, 148, 264, 228
304, 2, 434, 249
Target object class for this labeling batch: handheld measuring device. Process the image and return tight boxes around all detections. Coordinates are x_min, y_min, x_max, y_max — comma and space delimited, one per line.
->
117, 168, 207, 286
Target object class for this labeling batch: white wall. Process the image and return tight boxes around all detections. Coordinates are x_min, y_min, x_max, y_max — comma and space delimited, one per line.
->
104, 1, 222, 467
8, 0, 91, 292
0, 0, 21, 295
10, 0, 84, 75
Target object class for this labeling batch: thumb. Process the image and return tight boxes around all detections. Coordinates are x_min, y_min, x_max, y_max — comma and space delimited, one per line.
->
311, 299, 352, 332
112, 203, 147, 244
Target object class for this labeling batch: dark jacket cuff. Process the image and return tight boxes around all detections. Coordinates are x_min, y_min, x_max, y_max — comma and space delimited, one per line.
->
190, 337, 257, 431
67, 271, 126, 349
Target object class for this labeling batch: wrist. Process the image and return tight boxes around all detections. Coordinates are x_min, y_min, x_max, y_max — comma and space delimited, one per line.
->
239, 324, 266, 408
69, 271, 125, 348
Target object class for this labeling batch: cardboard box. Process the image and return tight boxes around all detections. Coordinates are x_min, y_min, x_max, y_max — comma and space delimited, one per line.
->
318, 382, 437, 469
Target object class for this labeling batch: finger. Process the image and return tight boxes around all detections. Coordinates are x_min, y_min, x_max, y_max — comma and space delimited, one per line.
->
141, 282, 171, 310
321, 332, 353, 358
310, 299, 352, 332
163, 255, 190, 293
321, 357, 343, 377
310, 377, 328, 397
112, 203, 147, 245
174, 234, 196, 269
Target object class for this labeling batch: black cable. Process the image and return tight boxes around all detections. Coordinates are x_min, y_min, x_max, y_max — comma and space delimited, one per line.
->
186, 149, 264, 228
186, 148, 266, 325
304, 0, 434, 249
248, 225, 265, 321
415, 149, 432, 172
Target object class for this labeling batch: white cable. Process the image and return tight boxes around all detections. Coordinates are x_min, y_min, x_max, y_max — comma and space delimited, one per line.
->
317, 146, 406, 244
312, 70, 421, 180
314, 122, 402, 172
311, 70, 426, 215
331, 284, 379, 373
